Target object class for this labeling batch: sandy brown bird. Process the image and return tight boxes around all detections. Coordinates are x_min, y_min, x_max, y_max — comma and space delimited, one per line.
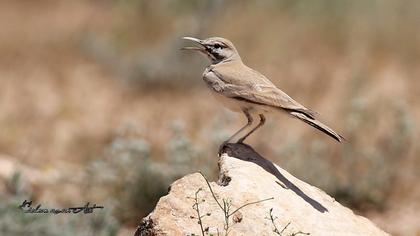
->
182, 36, 344, 147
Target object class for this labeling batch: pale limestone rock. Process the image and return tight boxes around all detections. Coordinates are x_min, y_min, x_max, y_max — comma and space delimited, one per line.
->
135, 143, 388, 236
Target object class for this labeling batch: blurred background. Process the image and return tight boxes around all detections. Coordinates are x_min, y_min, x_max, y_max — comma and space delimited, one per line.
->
0, 0, 419, 235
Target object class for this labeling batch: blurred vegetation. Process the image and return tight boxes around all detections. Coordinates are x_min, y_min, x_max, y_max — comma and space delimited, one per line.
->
0, 0, 419, 235
0, 172, 119, 236
85, 122, 215, 226
82, 0, 420, 89
278, 76, 415, 211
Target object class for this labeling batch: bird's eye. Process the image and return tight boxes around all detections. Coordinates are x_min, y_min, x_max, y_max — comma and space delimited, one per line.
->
214, 44, 222, 49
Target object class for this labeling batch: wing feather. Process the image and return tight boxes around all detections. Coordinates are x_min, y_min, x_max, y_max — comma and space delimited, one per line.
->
209, 63, 317, 118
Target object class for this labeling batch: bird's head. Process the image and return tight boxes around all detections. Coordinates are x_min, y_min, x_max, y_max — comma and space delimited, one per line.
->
181, 36, 240, 64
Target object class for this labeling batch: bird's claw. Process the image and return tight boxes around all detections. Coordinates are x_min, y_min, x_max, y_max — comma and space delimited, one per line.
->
218, 141, 229, 156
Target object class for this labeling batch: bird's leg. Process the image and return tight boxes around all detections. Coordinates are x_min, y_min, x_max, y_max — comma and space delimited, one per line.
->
226, 110, 253, 143
237, 114, 266, 143
219, 110, 253, 155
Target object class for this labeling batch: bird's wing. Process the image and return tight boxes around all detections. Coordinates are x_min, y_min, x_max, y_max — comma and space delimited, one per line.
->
210, 63, 317, 118
228, 84, 317, 118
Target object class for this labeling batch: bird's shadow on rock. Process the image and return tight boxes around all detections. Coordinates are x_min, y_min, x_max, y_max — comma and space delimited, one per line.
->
220, 143, 328, 213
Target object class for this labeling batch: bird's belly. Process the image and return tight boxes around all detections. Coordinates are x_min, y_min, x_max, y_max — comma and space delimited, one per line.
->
211, 91, 242, 112
210, 91, 271, 114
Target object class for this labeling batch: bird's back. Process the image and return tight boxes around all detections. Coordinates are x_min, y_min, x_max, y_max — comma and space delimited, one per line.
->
209, 60, 316, 118
211, 60, 275, 88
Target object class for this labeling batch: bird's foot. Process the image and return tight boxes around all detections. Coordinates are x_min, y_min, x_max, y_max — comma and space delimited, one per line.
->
218, 141, 230, 156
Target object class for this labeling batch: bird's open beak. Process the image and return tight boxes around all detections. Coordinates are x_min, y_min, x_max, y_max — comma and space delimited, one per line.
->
181, 37, 205, 52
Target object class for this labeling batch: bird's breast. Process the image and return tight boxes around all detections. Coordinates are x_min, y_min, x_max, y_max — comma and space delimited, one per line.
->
210, 91, 242, 112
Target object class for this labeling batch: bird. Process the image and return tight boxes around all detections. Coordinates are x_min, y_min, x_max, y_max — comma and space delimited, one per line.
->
181, 36, 344, 150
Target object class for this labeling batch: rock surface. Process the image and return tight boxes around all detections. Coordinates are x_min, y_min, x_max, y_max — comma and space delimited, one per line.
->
135, 143, 389, 236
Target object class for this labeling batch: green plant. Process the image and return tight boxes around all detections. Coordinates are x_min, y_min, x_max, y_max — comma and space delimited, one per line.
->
188, 173, 273, 236
268, 208, 310, 236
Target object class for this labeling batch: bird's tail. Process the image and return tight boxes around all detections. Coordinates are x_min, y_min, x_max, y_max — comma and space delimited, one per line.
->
290, 112, 345, 142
